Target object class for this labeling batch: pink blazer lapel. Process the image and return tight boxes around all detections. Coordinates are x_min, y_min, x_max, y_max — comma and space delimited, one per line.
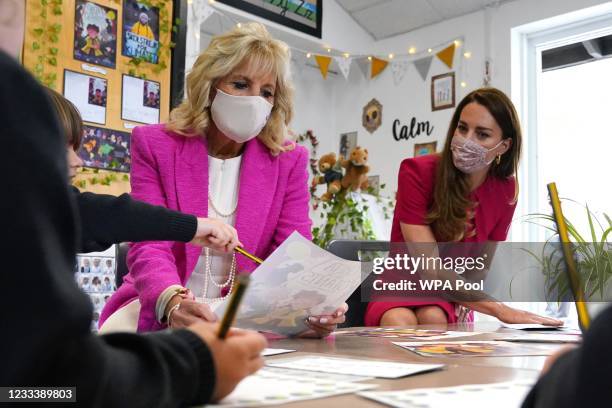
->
234, 138, 278, 272
175, 136, 208, 278
174, 136, 208, 217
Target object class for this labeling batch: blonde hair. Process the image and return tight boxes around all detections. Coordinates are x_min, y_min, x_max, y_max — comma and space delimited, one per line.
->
167, 22, 294, 155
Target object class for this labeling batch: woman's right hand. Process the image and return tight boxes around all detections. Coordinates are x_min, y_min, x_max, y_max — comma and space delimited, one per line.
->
167, 297, 217, 329
187, 322, 267, 401
496, 304, 563, 326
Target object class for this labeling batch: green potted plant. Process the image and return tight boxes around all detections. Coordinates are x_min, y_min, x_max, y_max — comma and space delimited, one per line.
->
523, 201, 611, 302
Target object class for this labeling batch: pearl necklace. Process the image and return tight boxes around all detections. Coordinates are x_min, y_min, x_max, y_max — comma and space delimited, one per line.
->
208, 194, 238, 217
202, 247, 236, 304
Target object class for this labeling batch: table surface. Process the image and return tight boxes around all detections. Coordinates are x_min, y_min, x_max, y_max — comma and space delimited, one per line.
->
259, 322, 569, 407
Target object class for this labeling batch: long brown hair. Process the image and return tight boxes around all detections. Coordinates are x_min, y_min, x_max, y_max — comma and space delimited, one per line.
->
426, 87, 522, 242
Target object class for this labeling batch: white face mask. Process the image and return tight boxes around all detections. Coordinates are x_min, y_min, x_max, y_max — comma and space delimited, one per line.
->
210, 88, 273, 143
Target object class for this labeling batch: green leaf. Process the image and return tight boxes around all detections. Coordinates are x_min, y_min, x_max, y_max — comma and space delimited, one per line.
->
33, 28, 44, 37
49, 47, 58, 55
32, 42, 41, 51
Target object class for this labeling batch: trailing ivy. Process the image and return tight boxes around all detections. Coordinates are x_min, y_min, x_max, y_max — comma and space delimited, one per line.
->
31, 0, 63, 88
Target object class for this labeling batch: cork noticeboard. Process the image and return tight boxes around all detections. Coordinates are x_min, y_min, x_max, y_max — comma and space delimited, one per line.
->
23, 0, 174, 195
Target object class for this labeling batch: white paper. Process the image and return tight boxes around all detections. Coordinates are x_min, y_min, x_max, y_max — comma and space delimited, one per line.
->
261, 348, 296, 357
266, 356, 444, 379
496, 333, 581, 343
214, 232, 364, 336
63, 70, 106, 125
336, 328, 482, 340
501, 323, 565, 330
205, 367, 376, 407
262, 367, 372, 383
394, 340, 553, 357
121, 75, 160, 124
81, 63, 107, 75
358, 380, 536, 408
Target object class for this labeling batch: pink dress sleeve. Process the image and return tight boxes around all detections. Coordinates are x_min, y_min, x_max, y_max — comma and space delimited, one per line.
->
489, 178, 517, 241
394, 157, 435, 226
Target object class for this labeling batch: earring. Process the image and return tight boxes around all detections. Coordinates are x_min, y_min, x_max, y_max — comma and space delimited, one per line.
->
496, 154, 501, 165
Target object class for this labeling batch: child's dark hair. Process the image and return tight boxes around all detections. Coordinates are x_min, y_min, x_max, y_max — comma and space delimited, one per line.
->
46, 88, 83, 151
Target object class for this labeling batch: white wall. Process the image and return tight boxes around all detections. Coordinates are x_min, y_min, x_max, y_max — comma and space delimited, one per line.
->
192, 0, 612, 228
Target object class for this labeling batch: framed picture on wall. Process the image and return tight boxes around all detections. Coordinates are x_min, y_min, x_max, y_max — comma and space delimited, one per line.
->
121, 75, 161, 124
367, 175, 380, 195
63, 70, 107, 125
431, 72, 455, 111
414, 141, 438, 157
79, 125, 131, 173
73, 0, 118, 68
216, 0, 323, 38
339, 131, 357, 159
122, 0, 161, 64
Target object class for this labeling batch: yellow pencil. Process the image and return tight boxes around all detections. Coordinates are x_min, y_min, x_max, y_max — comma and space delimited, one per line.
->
235, 246, 264, 265
217, 274, 250, 339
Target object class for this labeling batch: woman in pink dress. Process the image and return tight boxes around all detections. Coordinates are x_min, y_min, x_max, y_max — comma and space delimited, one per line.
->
365, 88, 562, 326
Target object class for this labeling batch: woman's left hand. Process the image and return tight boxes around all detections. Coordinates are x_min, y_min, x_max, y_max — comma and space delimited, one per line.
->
300, 303, 349, 338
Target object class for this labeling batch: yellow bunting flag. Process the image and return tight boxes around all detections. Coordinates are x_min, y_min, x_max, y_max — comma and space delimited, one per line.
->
436, 43, 456, 69
315, 55, 332, 79
371, 57, 388, 78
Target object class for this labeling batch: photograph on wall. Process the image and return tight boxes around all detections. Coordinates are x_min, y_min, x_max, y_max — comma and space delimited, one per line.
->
63, 70, 107, 125
73, 0, 118, 68
79, 125, 131, 173
121, 75, 161, 124
339, 131, 357, 159
362, 98, 383, 134
431, 72, 455, 111
121, 75, 160, 124
367, 175, 380, 195
217, 0, 322, 38
414, 141, 438, 157
122, 0, 160, 64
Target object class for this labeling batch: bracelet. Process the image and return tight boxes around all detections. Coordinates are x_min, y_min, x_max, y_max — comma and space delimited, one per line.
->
167, 302, 181, 328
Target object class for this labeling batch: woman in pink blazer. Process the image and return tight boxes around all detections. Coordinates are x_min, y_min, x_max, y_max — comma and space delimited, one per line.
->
100, 23, 347, 336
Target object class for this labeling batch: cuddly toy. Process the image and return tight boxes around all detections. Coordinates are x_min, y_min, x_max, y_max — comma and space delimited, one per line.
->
341, 146, 370, 191
311, 153, 343, 201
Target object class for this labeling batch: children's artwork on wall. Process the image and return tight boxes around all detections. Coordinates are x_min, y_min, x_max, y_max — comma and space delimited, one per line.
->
121, 75, 161, 124
79, 125, 131, 173
63, 70, 107, 125
122, 0, 160, 64
338, 131, 357, 159
431, 72, 455, 111
73, 0, 117, 68
414, 141, 438, 157
362, 98, 383, 133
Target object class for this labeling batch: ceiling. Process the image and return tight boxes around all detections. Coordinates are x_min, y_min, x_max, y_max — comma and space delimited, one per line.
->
336, 0, 514, 40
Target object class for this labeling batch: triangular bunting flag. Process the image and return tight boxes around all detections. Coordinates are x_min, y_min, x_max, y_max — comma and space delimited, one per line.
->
371, 57, 388, 78
193, 3, 215, 25
333, 56, 352, 80
391, 60, 410, 85
356, 58, 370, 78
314, 55, 332, 79
436, 43, 456, 69
413, 55, 434, 81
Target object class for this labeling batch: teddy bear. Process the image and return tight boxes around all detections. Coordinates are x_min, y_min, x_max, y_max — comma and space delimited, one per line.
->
311, 152, 343, 201
341, 146, 370, 191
